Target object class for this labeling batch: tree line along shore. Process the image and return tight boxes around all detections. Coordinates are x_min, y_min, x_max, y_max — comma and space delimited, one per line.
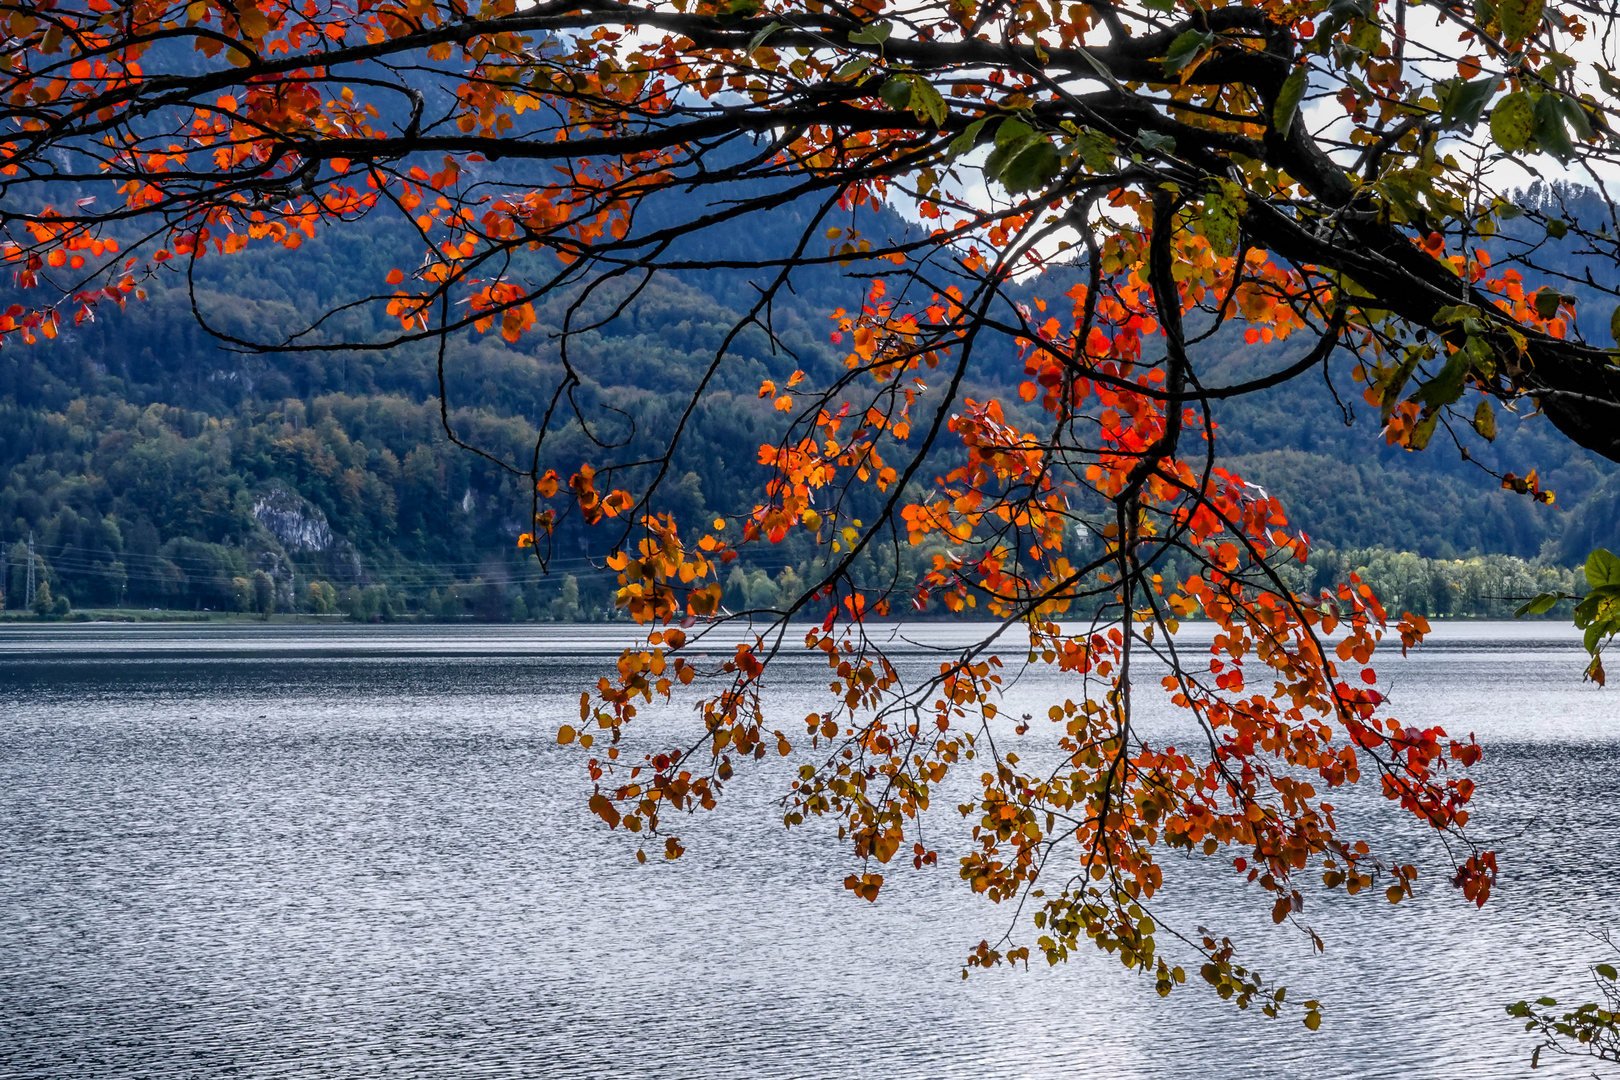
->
1, 544, 1584, 624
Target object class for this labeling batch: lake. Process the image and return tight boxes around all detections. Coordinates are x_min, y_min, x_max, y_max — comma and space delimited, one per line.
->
0, 621, 1615, 1079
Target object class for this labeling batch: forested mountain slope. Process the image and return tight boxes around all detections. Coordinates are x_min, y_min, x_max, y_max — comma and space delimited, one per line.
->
2, 184, 1615, 617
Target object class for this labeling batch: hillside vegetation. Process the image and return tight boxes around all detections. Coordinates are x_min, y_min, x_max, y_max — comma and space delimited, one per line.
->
1, 188, 1613, 620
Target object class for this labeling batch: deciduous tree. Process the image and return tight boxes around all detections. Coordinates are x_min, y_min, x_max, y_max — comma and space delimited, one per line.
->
7, 0, 1620, 1022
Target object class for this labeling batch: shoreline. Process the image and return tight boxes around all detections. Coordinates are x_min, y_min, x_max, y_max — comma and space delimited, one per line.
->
0, 609, 1580, 626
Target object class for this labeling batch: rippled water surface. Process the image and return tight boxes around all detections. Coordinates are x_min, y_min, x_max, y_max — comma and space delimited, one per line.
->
1, 621, 1617, 1079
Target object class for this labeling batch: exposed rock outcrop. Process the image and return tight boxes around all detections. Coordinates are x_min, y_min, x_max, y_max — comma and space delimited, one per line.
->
253, 484, 334, 553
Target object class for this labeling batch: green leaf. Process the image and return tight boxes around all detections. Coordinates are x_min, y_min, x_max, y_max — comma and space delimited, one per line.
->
1274, 65, 1309, 139
1439, 76, 1498, 130
1377, 349, 1424, 422
1073, 127, 1116, 172
1163, 29, 1215, 75
1410, 410, 1440, 450
947, 116, 990, 160
1534, 92, 1577, 160
907, 75, 948, 127
1473, 397, 1497, 440
1328, 0, 1376, 20
1310, 0, 1375, 48
998, 137, 1061, 192
1514, 592, 1560, 617
1415, 350, 1469, 408
1586, 548, 1620, 588
879, 76, 912, 110
982, 125, 1030, 181
1557, 94, 1595, 140
847, 20, 893, 44
1596, 963, 1618, 980
833, 55, 873, 81
1609, 303, 1620, 344
1597, 64, 1620, 97
1201, 179, 1246, 258
1348, 19, 1381, 52
1490, 92, 1536, 152
1498, 0, 1545, 43
1546, 216, 1569, 238
1137, 129, 1177, 155
1532, 286, 1562, 319
1072, 44, 1125, 92
746, 20, 784, 54
1143, 0, 1174, 11
994, 118, 1033, 146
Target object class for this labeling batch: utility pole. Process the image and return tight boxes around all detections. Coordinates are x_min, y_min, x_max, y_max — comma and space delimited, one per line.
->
25, 531, 36, 609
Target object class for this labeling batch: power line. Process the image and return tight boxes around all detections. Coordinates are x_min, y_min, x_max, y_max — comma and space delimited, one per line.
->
13, 534, 820, 610
36, 539, 811, 580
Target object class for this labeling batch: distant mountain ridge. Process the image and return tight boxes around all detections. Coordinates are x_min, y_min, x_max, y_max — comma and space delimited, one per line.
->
2, 180, 1616, 615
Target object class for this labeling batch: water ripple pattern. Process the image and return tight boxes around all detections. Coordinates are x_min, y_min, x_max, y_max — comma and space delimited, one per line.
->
0, 622, 1615, 1079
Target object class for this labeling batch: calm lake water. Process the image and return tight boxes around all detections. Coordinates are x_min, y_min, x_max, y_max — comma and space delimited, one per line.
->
0, 621, 1616, 1079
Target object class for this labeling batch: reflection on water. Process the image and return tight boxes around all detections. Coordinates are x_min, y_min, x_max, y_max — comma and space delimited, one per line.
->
0, 621, 1615, 1079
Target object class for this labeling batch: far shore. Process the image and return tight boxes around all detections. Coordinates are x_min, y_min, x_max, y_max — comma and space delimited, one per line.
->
0, 608, 1575, 627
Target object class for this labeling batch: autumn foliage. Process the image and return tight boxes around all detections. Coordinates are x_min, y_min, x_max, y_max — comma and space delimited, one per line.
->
10, 0, 1620, 1024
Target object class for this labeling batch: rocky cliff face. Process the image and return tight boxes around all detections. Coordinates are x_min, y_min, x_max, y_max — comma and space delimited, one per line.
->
250, 484, 368, 592
252, 485, 334, 553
